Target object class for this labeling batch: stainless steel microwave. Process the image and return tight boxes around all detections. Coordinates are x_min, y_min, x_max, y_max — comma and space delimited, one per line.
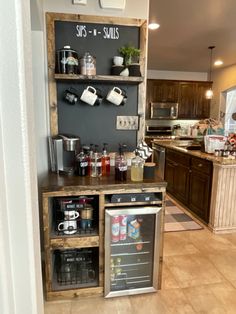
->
150, 102, 178, 120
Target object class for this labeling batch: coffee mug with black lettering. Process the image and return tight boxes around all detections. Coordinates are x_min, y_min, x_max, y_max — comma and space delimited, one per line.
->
58, 220, 77, 235
80, 86, 98, 106
106, 87, 127, 106
64, 210, 79, 220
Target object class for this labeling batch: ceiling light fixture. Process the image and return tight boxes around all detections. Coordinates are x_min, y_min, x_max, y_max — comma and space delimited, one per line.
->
205, 46, 215, 99
214, 60, 223, 66
148, 23, 160, 30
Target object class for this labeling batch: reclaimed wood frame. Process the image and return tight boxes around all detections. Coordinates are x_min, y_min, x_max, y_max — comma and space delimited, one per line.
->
46, 12, 147, 142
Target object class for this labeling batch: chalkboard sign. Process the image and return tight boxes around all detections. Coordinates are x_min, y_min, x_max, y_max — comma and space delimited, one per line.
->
46, 13, 146, 154
55, 20, 140, 151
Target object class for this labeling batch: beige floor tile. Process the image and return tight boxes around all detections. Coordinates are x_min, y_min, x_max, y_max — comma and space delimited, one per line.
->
206, 250, 236, 282
44, 300, 71, 314
161, 263, 181, 290
164, 231, 200, 257
183, 284, 228, 313
189, 229, 236, 254
164, 254, 224, 288
71, 295, 132, 314
157, 288, 195, 313
130, 293, 169, 314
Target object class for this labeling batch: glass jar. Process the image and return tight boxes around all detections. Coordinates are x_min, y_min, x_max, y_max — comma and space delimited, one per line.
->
131, 152, 144, 182
80, 52, 96, 75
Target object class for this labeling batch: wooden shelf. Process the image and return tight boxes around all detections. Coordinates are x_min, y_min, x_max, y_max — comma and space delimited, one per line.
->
50, 235, 99, 249
54, 73, 144, 84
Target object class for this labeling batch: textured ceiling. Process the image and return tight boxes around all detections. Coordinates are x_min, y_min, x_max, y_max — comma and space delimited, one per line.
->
148, 0, 236, 72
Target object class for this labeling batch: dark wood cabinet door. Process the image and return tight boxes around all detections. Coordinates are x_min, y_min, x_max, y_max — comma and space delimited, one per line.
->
189, 170, 211, 223
174, 164, 189, 205
149, 80, 179, 103
178, 82, 196, 118
164, 160, 175, 193
194, 82, 211, 118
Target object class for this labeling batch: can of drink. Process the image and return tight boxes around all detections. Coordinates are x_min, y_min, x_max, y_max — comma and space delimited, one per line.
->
119, 215, 127, 241
111, 216, 120, 242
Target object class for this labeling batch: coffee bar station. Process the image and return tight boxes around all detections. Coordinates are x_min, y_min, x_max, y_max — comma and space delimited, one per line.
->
41, 12, 167, 301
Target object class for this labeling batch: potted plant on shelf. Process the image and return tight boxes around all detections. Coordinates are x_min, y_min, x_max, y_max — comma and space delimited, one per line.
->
118, 45, 141, 76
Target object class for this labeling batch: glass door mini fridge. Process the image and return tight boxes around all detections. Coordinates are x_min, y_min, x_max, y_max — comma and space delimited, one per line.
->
104, 206, 162, 298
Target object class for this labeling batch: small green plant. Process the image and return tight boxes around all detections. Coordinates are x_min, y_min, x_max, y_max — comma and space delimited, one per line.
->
118, 45, 141, 66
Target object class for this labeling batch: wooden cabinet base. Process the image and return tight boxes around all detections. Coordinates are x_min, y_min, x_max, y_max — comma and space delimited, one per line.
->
46, 286, 103, 301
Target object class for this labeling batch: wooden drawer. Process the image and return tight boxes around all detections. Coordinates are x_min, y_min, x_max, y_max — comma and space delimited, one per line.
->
166, 149, 190, 167
191, 157, 212, 175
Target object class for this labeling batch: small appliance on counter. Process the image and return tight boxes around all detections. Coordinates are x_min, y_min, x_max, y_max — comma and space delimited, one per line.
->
146, 125, 174, 139
48, 134, 80, 174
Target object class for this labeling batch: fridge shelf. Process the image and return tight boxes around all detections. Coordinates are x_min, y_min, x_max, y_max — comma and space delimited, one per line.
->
111, 240, 150, 247
111, 251, 150, 257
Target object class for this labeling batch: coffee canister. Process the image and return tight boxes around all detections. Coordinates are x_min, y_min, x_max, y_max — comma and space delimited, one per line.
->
56, 45, 79, 74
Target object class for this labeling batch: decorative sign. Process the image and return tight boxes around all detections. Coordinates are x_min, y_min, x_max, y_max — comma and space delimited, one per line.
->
76, 25, 120, 40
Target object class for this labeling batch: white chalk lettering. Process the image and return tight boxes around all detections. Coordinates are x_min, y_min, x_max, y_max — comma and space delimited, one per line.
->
76, 25, 87, 37
103, 27, 119, 39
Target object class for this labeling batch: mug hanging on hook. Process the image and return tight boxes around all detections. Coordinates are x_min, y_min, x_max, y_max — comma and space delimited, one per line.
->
63, 87, 79, 105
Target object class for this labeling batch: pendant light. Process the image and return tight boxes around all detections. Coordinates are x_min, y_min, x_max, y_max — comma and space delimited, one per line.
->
205, 46, 215, 99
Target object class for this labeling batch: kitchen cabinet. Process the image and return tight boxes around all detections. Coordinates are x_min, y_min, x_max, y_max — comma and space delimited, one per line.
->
189, 157, 212, 222
147, 80, 179, 103
164, 149, 212, 223
42, 173, 166, 300
165, 149, 190, 205
146, 79, 212, 119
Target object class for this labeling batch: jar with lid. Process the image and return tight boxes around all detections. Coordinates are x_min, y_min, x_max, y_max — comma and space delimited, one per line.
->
131, 150, 144, 182
80, 52, 96, 75
56, 45, 79, 74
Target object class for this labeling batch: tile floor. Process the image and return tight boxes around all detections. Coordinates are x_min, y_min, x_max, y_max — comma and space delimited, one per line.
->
45, 228, 236, 314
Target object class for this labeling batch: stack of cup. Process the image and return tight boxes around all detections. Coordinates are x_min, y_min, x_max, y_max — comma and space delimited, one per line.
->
111, 56, 125, 75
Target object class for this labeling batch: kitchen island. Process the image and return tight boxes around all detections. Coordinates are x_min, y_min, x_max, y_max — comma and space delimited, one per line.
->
41, 171, 167, 300
154, 140, 236, 234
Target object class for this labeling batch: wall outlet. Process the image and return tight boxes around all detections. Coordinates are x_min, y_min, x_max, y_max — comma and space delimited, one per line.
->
72, 0, 87, 5
116, 116, 139, 130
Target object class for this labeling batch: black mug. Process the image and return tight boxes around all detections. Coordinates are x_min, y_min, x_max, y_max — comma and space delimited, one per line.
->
64, 87, 79, 105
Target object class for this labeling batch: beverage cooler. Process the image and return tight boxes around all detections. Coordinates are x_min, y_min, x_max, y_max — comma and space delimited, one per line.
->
104, 205, 162, 298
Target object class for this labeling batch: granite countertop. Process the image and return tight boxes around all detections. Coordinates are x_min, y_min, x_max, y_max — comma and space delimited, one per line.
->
153, 140, 236, 166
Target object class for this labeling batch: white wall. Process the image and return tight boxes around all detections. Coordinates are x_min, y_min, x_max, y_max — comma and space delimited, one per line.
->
147, 69, 208, 81
211, 64, 236, 119
44, 0, 149, 19
0, 0, 44, 313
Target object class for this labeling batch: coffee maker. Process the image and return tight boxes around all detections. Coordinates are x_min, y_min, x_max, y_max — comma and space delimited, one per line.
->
48, 134, 80, 174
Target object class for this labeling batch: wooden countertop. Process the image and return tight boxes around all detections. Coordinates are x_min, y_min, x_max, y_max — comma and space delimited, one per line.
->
41, 169, 167, 193
153, 140, 236, 166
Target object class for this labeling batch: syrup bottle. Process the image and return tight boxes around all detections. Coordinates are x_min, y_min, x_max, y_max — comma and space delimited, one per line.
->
75, 150, 88, 176
101, 143, 110, 176
115, 144, 127, 181
87, 144, 94, 176
91, 145, 102, 177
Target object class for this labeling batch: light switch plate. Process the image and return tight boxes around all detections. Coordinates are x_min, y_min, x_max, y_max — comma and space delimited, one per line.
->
100, 0, 126, 10
116, 116, 139, 130
72, 0, 87, 5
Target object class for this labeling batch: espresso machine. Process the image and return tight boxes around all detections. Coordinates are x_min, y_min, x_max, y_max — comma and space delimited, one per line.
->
48, 134, 80, 174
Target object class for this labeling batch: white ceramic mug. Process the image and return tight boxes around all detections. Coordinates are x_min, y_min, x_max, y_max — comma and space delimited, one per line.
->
58, 220, 77, 235
106, 87, 124, 106
80, 86, 98, 106
113, 56, 124, 66
64, 210, 79, 220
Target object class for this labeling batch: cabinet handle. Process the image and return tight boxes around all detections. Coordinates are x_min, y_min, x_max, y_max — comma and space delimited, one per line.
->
189, 169, 192, 173
198, 163, 203, 167
173, 162, 178, 167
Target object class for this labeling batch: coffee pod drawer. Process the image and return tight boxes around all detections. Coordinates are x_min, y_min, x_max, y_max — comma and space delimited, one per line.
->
110, 193, 158, 203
